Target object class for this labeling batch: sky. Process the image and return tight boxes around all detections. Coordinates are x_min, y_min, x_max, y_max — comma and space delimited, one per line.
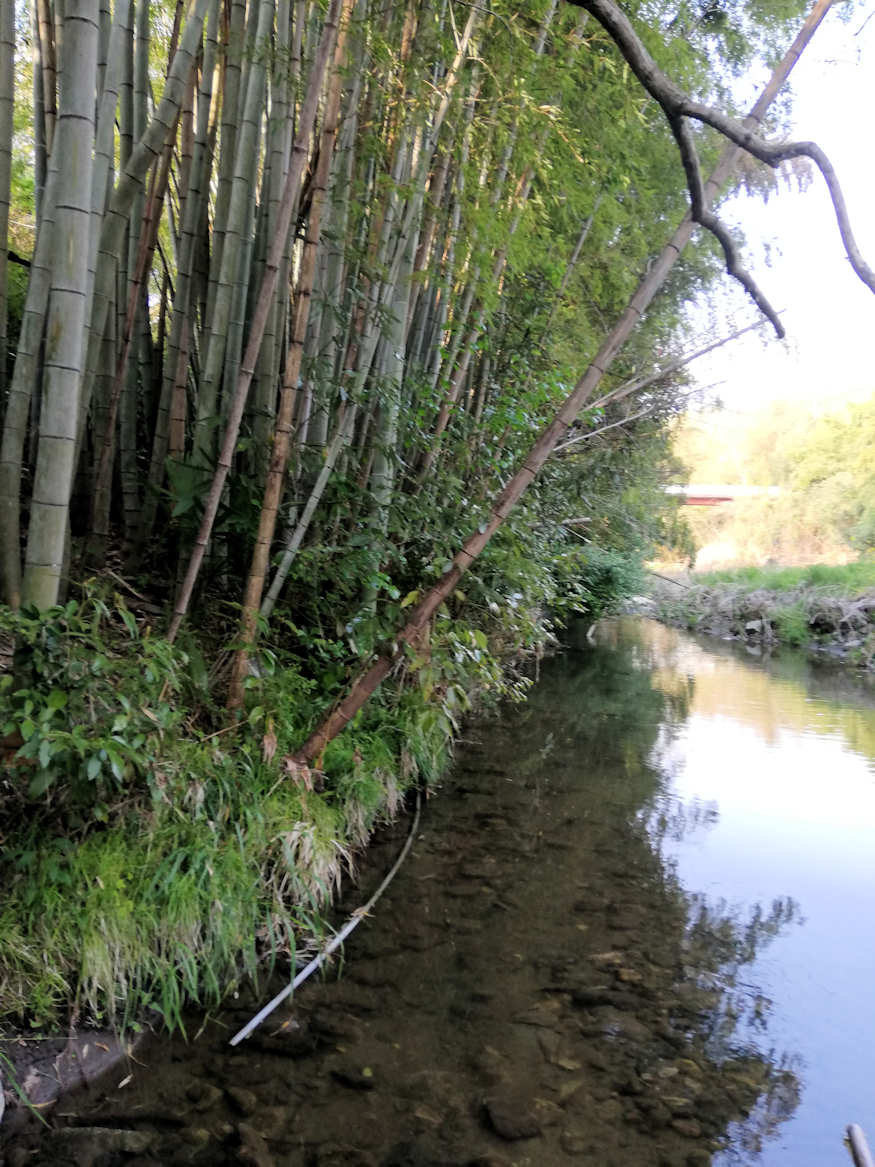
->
684, 6, 875, 416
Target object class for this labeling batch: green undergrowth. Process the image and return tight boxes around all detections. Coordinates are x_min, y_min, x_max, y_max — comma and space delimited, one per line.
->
0, 544, 643, 1034
0, 590, 448, 1033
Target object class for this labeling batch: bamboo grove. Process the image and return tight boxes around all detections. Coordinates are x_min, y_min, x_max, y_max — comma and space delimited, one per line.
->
1, 0, 823, 719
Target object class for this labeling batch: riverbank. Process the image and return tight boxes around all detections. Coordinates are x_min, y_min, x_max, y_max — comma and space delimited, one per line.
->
647, 565, 875, 667
0, 549, 643, 1115
3, 633, 801, 1165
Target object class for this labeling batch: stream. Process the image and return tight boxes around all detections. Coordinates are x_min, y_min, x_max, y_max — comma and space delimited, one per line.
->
3, 616, 875, 1166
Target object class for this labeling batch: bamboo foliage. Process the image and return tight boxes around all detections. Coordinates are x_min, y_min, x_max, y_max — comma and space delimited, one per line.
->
290, 0, 840, 763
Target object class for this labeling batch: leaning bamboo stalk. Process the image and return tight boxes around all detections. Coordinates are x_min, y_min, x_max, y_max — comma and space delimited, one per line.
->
554, 316, 770, 453
227, 11, 349, 705
289, 0, 836, 763
167, 0, 345, 642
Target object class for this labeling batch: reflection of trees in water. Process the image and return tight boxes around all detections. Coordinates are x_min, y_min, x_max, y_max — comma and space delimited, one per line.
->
673, 894, 804, 1162
551, 621, 804, 1160
679, 894, 801, 1047
644, 792, 719, 845
686, 894, 802, 971
718, 1054, 804, 1166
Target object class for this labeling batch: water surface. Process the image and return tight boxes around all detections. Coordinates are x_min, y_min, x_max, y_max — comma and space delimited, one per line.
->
630, 618, 875, 1165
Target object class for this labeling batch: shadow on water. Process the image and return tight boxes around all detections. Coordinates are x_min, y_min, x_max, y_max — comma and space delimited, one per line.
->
2, 618, 824, 1166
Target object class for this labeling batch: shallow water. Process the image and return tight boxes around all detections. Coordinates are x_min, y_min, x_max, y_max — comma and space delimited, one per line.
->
629, 618, 875, 1166
5, 617, 875, 1166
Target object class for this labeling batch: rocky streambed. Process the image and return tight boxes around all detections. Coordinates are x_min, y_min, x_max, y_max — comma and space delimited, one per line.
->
1, 644, 795, 1166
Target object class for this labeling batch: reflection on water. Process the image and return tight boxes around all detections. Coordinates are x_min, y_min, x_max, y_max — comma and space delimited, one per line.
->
611, 617, 875, 1166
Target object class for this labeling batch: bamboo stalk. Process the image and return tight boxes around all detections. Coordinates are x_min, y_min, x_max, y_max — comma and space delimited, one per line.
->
168, 0, 345, 642
227, 0, 351, 705
22, 0, 100, 610
0, 0, 14, 405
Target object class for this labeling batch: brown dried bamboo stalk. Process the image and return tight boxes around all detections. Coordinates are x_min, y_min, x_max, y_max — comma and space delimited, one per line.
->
167, 0, 345, 642
227, 0, 352, 706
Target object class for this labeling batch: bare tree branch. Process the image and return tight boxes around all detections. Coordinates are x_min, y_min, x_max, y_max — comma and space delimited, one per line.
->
667, 111, 784, 335
570, 0, 875, 325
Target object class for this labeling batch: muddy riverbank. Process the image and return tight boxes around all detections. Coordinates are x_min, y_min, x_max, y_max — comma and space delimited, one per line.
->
1, 627, 802, 1166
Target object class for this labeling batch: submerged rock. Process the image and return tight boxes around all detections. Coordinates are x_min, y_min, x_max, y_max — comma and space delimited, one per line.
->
50, 1126, 156, 1166
483, 1094, 542, 1140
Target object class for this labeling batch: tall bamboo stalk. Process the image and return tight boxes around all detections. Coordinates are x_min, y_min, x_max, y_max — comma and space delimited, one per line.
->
0, 165, 59, 608
139, 0, 219, 545
194, 0, 274, 466
22, 0, 100, 610
0, 0, 14, 405
168, 0, 345, 642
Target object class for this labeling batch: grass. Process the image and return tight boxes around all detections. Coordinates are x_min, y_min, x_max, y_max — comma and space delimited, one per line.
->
693, 562, 875, 595
0, 542, 646, 1034
771, 601, 810, 647
0, 588, 475, 1033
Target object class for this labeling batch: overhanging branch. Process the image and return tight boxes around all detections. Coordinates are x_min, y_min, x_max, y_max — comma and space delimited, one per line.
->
569, 0, 875, 330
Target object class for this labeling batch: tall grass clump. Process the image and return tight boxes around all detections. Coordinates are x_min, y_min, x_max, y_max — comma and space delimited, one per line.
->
771, 602, 810, 647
